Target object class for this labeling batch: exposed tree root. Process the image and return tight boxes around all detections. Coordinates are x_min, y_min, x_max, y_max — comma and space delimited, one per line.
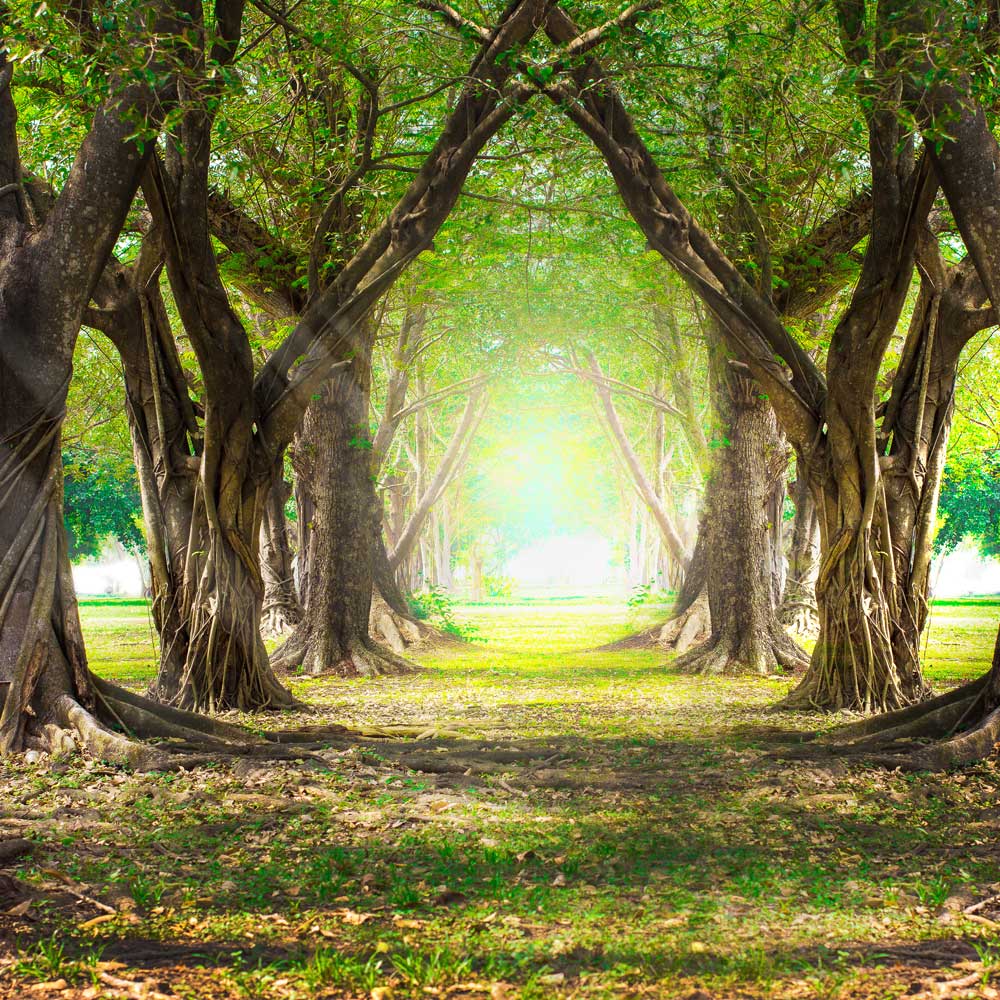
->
261, 599, 303, 638
20, 666, 467, 771
672, 622, 809, 676
270, 625, 421, 678
597, 593, 710, 653
772, 631, 1000, 771
779, 599, 819, 637
597, 622, 664, 651
657, 592, 711, 654
369, 592, 456, 654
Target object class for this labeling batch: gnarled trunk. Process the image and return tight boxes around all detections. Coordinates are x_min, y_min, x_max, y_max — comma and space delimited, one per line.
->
674, 355, 807, 675
780, 465, 820, 633
260, 464, 303, 636
96, 248, 295, 712
881, 252, 988, 672
782, 375, 929, 713
272, 349, 416, 678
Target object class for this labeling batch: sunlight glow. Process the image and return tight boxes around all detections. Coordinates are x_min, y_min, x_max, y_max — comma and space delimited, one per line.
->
505, 531, 620, 591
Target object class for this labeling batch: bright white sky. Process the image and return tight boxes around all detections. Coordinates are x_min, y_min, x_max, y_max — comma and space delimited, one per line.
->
505, 531, 620, 592
932, 541, 1000, 598
73, 538, 1000, 598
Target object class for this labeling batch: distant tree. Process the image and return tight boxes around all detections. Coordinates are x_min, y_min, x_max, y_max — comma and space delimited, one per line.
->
62, 448, 144, 563
936, 452, 1000, 559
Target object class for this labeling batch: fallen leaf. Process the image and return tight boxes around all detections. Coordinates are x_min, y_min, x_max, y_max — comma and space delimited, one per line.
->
393, 917, 425, 929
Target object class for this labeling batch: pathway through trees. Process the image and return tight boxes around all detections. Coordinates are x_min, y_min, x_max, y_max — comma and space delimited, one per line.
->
1, 598, 998, 999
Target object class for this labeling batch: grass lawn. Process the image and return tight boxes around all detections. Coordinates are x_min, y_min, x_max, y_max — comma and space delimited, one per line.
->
1, 598, 999, 999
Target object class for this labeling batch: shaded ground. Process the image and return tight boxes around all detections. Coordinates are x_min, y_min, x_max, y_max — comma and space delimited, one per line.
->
1, 597, 999, 999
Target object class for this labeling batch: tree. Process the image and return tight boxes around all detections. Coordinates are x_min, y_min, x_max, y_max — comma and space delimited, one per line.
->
0, 1, 223, 764
62, 447, 144, 562
531, 1, 941, 710
936, 451, 1000, 560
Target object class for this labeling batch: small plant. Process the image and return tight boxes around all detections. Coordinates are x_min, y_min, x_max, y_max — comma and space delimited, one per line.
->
388, 881, 422, 910
626, 582, 670, 607
914, 876, 951, 908
12, 936, 104, 985
974, 941, 1000, 979
408, 586, 484, 642
483, 574, 515, 598
392, 947, 472, 987
302, 947, 383, 991
131, 872, 168, 909
13, 936, 70, 982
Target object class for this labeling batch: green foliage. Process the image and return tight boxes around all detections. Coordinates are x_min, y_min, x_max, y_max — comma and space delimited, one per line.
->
13, 935, 104, 987
407, 586, 483, 642
626, 582, 672, 607
62, 447, 145, 562
936, 450, 1000, 558
482, 574, 515, 598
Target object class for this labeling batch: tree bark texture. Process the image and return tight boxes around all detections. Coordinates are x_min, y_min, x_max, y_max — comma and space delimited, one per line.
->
272, 343, 415, 677
673, 347, 806, 675
260, 464, 303, 636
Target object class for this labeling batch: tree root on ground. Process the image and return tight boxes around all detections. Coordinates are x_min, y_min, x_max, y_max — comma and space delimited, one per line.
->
18, 668, 458, 772
672, 624, 810, 676
369, 593, 457, 654
261, 599, 303, 638
770, 666, 1000, 772
270, 627, 421, 678
596, 593, 710, 653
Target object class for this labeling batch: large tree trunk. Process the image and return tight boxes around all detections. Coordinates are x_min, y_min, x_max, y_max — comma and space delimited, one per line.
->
0, 12, 279, 761
95, 243, 295, 713
780, 463, 820, 632
540, 3, 941, 712
673, 354, 807, 675
260, 463, 303, 636
272, 347, 416, 678
813, 16, 1000, 766
0, 334, 92, 753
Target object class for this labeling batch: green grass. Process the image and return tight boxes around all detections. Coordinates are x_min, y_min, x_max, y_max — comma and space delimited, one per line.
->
2, 598, 999, 999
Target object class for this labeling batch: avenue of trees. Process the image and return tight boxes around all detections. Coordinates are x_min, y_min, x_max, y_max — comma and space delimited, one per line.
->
2, 0, 1000, 772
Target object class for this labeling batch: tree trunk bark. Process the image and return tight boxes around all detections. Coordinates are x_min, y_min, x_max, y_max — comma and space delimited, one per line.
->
260, 462, 303, 636
780, 464, 820, 632
0, 17, 259, 757
272, 341, 416, 677
95, 246, 295, 713
540, 4, 937, 712
673, 352, 807, 675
